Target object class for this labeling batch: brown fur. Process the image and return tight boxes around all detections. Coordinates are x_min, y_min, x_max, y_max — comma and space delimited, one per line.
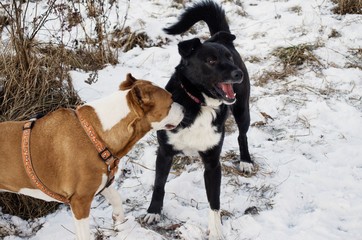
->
0, 73, 175, 222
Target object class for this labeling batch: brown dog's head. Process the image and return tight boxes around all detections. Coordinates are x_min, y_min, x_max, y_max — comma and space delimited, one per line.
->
120, 73, 184, 130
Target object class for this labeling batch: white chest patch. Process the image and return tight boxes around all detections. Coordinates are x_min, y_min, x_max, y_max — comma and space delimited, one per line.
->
86, 90, 130, 131
167, 105, 222, 154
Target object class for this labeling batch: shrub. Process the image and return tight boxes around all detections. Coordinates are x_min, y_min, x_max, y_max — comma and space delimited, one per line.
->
332, 0, 362, 14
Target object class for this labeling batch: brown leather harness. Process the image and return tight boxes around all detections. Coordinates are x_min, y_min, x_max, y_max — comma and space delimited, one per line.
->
22, 120, 70, 203
21, 109, 120, 203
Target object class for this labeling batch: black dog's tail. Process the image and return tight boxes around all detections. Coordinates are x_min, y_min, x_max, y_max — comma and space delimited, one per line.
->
164, 0, 230, 36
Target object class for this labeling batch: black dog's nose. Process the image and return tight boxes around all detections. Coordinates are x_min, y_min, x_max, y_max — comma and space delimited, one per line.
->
231, 70, 243, 80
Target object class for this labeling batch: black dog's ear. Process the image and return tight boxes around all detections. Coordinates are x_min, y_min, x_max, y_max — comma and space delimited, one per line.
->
207, 31, 236, 44
178, 38, 202, 58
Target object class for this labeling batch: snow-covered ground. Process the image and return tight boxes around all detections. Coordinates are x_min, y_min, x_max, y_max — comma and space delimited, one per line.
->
1, 0, 362, 239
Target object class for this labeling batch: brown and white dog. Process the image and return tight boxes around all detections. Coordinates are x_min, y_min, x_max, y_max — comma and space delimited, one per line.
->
0, 73, 184, 240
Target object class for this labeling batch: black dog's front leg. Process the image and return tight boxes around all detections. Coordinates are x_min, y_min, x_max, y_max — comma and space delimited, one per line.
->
231, 85, 253, 173
200, 146, 224, 239
200, 146, 222, 211
145, 143, 175, 224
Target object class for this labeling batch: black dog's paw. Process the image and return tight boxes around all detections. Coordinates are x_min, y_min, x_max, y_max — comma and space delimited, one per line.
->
239, 161, 254, 175
143, 213, 161, 224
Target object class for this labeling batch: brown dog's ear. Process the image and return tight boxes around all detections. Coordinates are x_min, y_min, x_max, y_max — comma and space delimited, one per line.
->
128, 84, 153, 118
120, 73, 137, 90
178, 38, 202, 58
133, 85, 151, 107
207, 31, 236, 44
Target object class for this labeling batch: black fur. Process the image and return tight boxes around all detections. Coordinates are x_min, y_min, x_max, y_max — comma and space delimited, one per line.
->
147, 0, 252, 217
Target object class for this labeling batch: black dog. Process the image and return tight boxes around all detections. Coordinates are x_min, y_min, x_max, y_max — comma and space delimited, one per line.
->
144, 1, 253, 238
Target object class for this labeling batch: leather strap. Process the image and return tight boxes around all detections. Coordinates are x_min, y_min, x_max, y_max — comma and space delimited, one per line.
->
75, 108, 120, 189
22, 120, 70, 203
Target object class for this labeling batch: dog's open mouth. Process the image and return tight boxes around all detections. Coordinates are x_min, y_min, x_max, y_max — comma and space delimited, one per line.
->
214, 82, 236, 104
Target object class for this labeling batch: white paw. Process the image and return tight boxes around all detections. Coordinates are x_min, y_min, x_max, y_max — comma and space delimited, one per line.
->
114, 216, 131, 232
240, 161, 254, 174
208, 210, 225, 240
143, 213, 160, 224
112, 212, 125, 224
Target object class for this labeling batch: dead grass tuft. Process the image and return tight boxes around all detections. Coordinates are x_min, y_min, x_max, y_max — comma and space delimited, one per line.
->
172, 155, 201, 174
0, 193, 61, 221
256, 66, 297, 86
346, 48, 362, 69
225, 115, 238, 134
111, 26, 170, 52
332, 0, 362, 14
38, 43, 117, 72
289, 5, 302, 15
272, 44, 320, 67
328, 28, 342, 38
0, 14, 11, 33
256, 44, 322, 86
221, 150, 259, 177
0, 43, 82, 121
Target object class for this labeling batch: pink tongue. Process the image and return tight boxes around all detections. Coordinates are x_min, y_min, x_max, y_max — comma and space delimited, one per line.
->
220, 83, 235, 99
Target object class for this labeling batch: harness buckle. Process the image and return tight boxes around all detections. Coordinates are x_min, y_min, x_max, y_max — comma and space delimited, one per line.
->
99, 147, 112, 162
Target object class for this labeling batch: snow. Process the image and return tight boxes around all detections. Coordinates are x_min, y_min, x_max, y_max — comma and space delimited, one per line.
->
1, 0, 362, 239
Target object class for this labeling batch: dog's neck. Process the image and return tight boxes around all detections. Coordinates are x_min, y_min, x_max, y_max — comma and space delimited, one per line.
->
180, 83, 223, 108
180, 83, 205, 106
86, 91, 131, 131
79, 92, 151, 158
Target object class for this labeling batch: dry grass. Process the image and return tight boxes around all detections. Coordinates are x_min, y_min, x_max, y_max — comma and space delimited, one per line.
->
0, 193, 61, 221
225, 114, 238, 134
332, 0, 362, 14
0, 14, 10, 33
221, 150, 259, 177
328, 29, 342, 38
272, 44, 320, 68
346, 48, 362, 69
172, 155, 200, 174
0, 42, 82, 121
256, 44, 322, 86
111, 26, 170, 52
256, 67, 297, 86
289, 5, 302, 15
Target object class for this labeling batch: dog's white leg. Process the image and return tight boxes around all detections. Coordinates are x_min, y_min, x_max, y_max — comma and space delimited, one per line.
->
208, 209, 224, 240
240, 161, 254, 174
101, 186, 125, 227
73, 217, 90, 240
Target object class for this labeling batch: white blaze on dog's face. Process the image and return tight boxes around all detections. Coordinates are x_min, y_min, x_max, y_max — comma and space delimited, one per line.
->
121, 74, 184, 130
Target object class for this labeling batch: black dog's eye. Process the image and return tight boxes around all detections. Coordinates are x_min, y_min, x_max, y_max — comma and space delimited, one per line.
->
206, 57, 217, 65
226, 54, 233, 61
